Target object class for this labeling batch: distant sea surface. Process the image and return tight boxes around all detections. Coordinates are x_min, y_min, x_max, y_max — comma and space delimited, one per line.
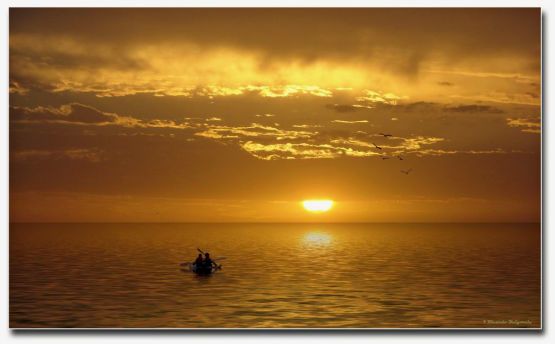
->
10, 223, 540, 328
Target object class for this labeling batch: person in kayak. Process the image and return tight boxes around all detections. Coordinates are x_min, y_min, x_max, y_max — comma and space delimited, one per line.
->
203, 253, 216, 270
193, 254, 203, 268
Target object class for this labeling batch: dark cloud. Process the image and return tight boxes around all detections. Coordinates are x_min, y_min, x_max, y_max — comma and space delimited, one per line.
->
64, 104, 118, 123
401, 101, 439, 111
445, 104, 504, 113
325, 104, 361, 113
9, 8, 541, 86
11, 103, 118, 124
437, 81, 454, 86
9, 8, 540, 60
11, 148, 104, 163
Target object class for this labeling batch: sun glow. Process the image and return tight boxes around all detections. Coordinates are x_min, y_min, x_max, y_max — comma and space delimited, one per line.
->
302, 199, 334, 213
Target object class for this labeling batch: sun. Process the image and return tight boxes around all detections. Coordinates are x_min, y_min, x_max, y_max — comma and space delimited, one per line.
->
302, 199, 334, 213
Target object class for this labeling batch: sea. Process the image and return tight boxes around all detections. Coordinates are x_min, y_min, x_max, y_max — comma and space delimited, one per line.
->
9, 223, 541, 328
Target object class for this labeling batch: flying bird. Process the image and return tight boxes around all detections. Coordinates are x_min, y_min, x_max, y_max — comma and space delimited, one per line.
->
381, 156, 390, 160
401, 168, 412, 175
396, 155, 404, 160
379, 133, 393, 138
372, 143, 382, 150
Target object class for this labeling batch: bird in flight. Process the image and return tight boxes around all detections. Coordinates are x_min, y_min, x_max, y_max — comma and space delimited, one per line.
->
379, 133, 393, 138
400, 168, 412, 175
372, 143, 382, 150
396, 155, 404, 160
381, 155, 390, 160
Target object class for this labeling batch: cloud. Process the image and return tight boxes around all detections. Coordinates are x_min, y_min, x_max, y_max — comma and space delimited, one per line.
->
142, 119, 191, 129
326, 104, 361, 113
506, 117, 541, 134
243, 85, 333, 98
408, 148, 508, 156
10, 9, 540, 79
330, 138, 375, 148
402, 136, 445, 150
292, 124, 323, 128
444, 104, 504, 113
401, 101, 438, 111
240, 133, 450, 160
331, 120, 369, 124
9, 80, 29, 95
11, 103, 119, 124
241, 141, 381, 160
10, 32, 346, 98
429, 69, 538, 82
329, 136, 445, 154
355, 90, 406, 106
9, 101, 537, 163
195, 85, 334, 99
10, 103, 192, 129
449, 92, 539, 106
9, 8, 540, 111
11, 148, 104, 162
195, 123, 316, 140
437, 81, 454, 86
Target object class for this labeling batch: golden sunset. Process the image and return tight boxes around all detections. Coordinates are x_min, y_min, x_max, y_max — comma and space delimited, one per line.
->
9, 8, 541, 224
8, 7, 541, 330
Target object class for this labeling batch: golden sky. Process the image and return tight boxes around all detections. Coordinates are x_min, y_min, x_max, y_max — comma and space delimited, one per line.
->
9, 8, 541, 222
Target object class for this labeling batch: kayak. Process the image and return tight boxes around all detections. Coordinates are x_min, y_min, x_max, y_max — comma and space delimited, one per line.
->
192, 263, 218, 275
181, 262, 221, 275
180, 250, 225, 275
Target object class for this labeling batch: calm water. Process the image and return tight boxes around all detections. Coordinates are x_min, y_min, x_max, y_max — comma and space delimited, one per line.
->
10, 223, 540, 328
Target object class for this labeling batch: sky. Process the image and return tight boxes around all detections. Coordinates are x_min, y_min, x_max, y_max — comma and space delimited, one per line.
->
9, 8, 541, 223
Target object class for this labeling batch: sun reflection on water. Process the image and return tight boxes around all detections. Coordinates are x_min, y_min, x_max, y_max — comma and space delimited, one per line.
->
303, 232, 332, 246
